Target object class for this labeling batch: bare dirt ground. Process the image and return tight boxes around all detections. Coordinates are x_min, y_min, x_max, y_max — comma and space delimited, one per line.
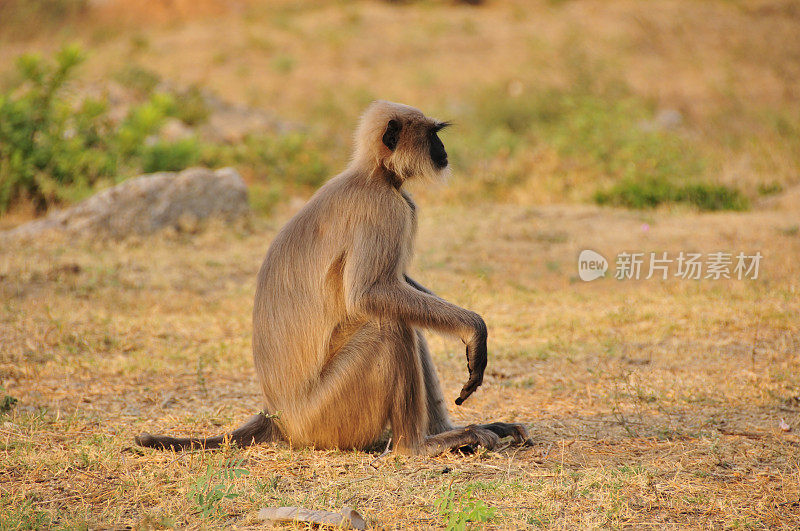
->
2, 189, 799, 528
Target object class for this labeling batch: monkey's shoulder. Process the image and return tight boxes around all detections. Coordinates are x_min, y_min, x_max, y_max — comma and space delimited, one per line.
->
310, 173, 416, 223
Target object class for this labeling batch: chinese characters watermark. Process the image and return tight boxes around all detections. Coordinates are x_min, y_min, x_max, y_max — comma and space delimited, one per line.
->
578, 250, 762, 281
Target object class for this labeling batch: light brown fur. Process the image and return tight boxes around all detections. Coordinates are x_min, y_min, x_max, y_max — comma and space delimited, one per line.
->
135, 101, 530, 455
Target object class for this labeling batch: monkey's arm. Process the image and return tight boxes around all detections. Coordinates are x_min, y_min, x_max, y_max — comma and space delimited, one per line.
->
404, 274, 437, 296
362, 282, 486, 405
345, 229, 487, 404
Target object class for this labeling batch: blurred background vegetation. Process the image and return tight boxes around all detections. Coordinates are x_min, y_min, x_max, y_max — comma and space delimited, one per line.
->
0, 0, 798, 220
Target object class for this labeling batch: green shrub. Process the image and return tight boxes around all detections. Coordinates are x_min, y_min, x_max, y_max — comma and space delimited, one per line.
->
116, 92, 177, 158
0, 44, 117, 211
141, 138, 201, 173
0, 46, 335, 214
594, 178, 749, 211
173, 85, 210, 126
675, 182, 749, 211
0, 45, 210, 212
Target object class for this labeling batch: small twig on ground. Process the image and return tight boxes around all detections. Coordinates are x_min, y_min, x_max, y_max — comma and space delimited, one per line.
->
369, 437, 391, 468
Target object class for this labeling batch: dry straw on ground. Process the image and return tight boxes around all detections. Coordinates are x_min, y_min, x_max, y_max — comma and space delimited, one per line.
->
2, 195, 799, 528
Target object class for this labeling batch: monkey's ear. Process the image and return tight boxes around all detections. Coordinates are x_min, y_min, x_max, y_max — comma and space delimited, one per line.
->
382, 119, 402, 151
433, 121, 452, 133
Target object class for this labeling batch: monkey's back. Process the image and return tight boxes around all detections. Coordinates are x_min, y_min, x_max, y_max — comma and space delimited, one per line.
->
251, 171, 414, 417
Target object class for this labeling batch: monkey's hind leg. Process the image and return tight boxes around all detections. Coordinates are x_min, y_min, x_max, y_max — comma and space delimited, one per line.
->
416, 330, 453, 436
415, 330, 533, 453
135, 411, 282, 451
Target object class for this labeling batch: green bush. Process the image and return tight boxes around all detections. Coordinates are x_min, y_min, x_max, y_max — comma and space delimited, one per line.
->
594, 178, 749, 211
675, 182, 749, 211
0, 46, 214, 212
116, 93, 177, 158
0, 44, 117, 211
141, 138, 201, 173
173, 86, 211, 126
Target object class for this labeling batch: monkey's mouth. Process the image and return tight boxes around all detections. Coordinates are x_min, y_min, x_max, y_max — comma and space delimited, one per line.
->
433, 155, 448, 169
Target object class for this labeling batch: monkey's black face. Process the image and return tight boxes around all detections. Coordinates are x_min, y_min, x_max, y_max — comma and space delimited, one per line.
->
429, 129, 448, 169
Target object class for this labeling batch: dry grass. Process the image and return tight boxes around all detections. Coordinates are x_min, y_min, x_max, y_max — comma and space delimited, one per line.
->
2, 0, 800, 528
2, 193, 799, 528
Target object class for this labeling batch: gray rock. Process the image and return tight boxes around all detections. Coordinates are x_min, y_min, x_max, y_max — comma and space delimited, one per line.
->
2, 167, 248, 240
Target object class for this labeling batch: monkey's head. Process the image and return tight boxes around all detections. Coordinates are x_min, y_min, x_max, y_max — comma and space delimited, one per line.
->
353, 100, 451, 185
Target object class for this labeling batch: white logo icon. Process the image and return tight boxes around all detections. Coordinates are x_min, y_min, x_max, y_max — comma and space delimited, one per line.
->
578, 250, 608, 281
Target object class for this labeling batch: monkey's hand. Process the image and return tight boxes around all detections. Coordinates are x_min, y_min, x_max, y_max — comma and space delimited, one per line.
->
455, 317, 488, 405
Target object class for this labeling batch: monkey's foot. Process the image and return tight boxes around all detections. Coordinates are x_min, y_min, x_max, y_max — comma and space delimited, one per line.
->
472, 422, 533, 447
422, 423, 531, 456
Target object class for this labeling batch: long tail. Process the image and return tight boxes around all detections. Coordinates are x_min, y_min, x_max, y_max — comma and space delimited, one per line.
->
134, 412, 281, 451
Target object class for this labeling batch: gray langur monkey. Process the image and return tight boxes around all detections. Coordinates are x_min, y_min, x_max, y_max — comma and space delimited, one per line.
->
135, 101, 531, 455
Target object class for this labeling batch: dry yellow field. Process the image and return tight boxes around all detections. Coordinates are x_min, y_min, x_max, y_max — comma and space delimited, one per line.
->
2, 194, 799, 528
1, 0, 800, 529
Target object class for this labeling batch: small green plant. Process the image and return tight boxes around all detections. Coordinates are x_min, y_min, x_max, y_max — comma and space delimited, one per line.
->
173, 85, 210, 126
141, 138, 201, 173
527, 510, 550, 528
190, 457, 250, 519
0, 498, 50, 530
113, 64, 162, 97
1, 386, 18, 414
434, 485, 497, 530
270, 54, 296, 74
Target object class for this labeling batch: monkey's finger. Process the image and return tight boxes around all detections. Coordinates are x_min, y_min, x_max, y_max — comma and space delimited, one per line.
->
509, 423, 532, 446
504, 424, 534, 446
455, 374, 483, 405
508, 423, 534, 446
456, 378, 480, 404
